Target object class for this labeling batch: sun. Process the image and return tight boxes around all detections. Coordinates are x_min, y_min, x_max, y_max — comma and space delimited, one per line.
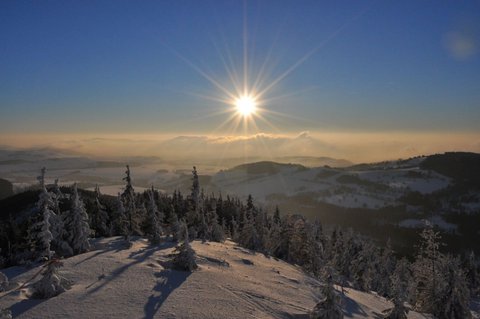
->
234, 95, 257, 117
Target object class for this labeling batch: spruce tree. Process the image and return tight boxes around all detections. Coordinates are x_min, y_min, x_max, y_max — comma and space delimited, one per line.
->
190, 166, 200, 212
112, 193, 128, 237
384, 258, 411, 319
146, 188, 162, 244
173, 227, 198, 271
168, 206, 181, 241
412, 226, 444, 313
64, 184, 91, 254
28, 168, 55, 260
121, 165, 137, 235
437, 255, 471, 319
91, 185, 110, 237
32, 260, 72, 298
310, 267, 343, 319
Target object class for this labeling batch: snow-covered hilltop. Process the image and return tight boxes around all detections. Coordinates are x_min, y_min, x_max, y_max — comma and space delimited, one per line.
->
0, 237, 439, 319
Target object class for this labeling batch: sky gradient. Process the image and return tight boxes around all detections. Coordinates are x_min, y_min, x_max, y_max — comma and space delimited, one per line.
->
1, 1, 479, 161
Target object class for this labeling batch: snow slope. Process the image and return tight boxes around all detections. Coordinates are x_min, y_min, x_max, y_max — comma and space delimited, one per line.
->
0, 237, 437, 319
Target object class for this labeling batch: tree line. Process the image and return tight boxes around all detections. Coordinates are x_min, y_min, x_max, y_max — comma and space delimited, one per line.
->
0, 166, 478, 318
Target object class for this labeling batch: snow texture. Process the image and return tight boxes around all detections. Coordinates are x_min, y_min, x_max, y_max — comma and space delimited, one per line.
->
0, 237, 458, 319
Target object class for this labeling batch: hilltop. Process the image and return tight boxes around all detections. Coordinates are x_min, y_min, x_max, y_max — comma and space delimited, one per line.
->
0, 237, 440, 319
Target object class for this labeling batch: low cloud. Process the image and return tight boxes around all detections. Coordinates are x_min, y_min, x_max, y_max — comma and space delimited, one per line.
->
1, 131, 479, 164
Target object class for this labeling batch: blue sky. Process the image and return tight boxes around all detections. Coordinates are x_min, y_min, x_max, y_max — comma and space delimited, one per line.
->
1, 0, 479, 137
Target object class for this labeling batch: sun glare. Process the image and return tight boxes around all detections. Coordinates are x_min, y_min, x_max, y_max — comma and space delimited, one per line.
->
235, 95, 257, 117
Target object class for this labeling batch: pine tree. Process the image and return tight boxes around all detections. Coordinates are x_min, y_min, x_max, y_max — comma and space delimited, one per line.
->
412, 226, 444, 313
384, 258, 411, 319
91, 185, 110, 237
52, 178, 63, 215
190, 166, 200, 212
289, 219, 322, 275
230, 216, 239, 242
146, 187, 162, 244
121, 165, 137, 235
349, 240, 377, 291
197, 212, 209, 242
239, 212, 260, 250
437, 255, 471, 319
168, 206, 181, 241
63, 184, 91, 254
112, 193, 129, 237
173, 227, 198, 271
32, 260, 72, 298
41, 176, 72, 258
207, 209, 225, 242
375, 239, 396, 296
50, 211, 73, 257
28, 170, 55, 260
310, 267, 343, 319
273, 206, 281, 224
265, 216, 282, 256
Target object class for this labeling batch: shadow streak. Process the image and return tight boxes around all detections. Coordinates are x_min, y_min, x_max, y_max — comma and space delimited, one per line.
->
143, 269, 190, 319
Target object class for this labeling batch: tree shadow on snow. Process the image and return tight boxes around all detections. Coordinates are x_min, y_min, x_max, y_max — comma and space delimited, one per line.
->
341, 294, 372, 318
76, 237, 135, 266
85, 245, 158, 295
8, 298, 45, 318
143, 269, 191, 319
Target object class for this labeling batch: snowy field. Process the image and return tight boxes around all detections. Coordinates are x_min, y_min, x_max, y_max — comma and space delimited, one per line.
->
0, 237, 449, 319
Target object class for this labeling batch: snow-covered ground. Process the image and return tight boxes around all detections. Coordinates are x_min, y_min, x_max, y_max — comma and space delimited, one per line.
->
212, 165, 451, 210
0, 237, 445, 319
398, 215, 458, 233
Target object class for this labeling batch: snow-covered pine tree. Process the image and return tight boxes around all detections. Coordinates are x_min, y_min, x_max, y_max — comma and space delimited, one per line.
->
52, 178, 63, 215
412, 225, 444, 313
63, 184, 91, 254
384, 258, 411, 319
239, 211, 260, 251
436, 255, 471, 319
265, 215, 282, 256
91, 185, 110, 237
197, 212, 209, 242
207, 209, 225, 242
253, 208, 266, 251
36, 175, 72, 258
28, 170, 55, 260
289, 218, 322, 275
146, 187, 162, 244
168, 206, 181, 241
349, 240, 378, 291
32, 260, 72, 299
230, 216, 239, 242
111, 193, 128, 237
374, 239, 396, 296
310, 267, 343, 319
49, 211, 73, 258
173, 226, 198, 271
190, 166, 200, 212
121, 165, 137, 235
